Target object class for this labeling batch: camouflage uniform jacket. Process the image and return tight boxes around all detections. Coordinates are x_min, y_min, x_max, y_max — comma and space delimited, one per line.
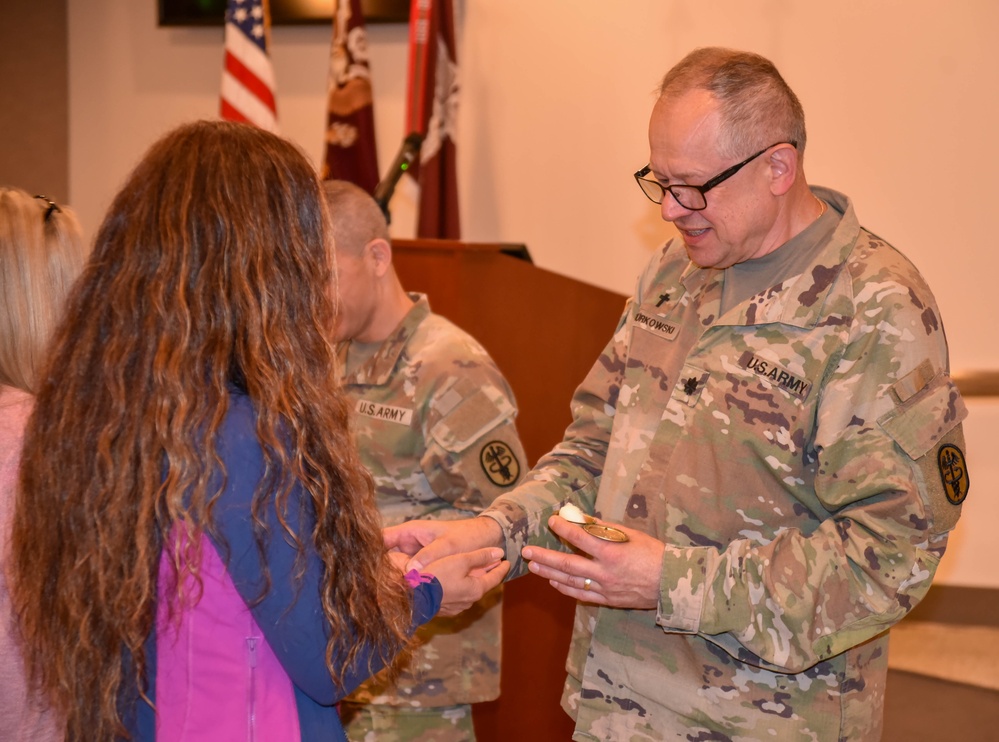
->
338, 294, 526, 707
483, 188, 969, 741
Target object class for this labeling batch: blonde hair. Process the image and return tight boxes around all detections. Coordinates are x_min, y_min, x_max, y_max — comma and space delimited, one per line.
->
0, 188, 86, 393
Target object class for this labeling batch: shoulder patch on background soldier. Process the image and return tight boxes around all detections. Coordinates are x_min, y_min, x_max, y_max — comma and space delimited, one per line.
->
937, 443, 969, 506
479, 440, 520, 487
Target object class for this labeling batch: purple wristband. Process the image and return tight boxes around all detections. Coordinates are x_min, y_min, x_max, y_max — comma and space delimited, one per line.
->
404, 569, 435, 588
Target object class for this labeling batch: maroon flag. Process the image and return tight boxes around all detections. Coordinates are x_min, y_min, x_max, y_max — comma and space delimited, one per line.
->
220, 0, 278, 132
406, 0, 460, 239
321, 0, 379, 193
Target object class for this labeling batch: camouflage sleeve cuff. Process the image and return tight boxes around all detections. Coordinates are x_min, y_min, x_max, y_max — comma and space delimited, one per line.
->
481, 481, 575, 577
479, 504, 520, 554
656, 543, 709, 633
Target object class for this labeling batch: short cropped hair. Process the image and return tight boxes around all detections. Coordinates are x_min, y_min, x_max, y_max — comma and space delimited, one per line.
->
659, 47, 807, 159
0, 188, 86, 393
322, 179, 390, 257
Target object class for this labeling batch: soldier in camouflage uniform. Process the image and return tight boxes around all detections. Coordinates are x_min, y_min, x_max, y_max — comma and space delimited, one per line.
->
387, 48, 970, 741
324, 181, 526, 742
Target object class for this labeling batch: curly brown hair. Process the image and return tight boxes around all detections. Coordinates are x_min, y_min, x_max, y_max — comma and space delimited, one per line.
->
9, 120, 412, 740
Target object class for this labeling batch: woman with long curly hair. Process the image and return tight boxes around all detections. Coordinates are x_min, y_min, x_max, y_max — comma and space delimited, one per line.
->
8, 120, 507, 741
1, 187, 87, 742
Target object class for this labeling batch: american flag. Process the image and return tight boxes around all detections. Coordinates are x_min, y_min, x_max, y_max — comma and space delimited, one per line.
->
220, 0, 278, 132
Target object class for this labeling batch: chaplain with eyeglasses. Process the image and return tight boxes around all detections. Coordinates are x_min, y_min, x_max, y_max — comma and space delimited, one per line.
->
386, 46, 970, 741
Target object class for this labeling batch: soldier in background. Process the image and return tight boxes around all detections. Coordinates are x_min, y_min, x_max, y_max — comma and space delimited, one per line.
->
387, 47, 970, 740
325, 180, 526, 742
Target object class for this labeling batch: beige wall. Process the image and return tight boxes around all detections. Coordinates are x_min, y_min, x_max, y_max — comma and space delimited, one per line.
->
66, 0, 997, 586
0, 0, 69, 201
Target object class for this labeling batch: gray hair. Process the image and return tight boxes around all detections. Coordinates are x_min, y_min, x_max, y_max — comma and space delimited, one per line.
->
658, 47, 807, 159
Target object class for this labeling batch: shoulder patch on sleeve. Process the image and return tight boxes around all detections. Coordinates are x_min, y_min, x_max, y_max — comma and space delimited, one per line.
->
879, 368, 970, 535
914, 429, 970, 534
479, 440, 521, 487
937, 443, 969, 507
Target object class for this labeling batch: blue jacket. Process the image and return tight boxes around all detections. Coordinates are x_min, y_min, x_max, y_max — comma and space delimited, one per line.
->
127, 392, 442, 740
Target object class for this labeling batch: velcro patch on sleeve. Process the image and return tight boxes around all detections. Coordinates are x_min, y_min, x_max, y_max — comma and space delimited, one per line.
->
878, 370, 967, 460
430, 378, 515, 453
879, 367, 970, 535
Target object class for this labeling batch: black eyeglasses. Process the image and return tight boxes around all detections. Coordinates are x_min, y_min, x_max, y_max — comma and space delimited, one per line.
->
34, 195, 62, 222
634, 141, 797, 211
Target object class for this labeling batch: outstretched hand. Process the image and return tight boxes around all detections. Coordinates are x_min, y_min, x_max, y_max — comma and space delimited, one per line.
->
523, 515, 665, 609
423, 547, 511, 617
385, 516, 504, 572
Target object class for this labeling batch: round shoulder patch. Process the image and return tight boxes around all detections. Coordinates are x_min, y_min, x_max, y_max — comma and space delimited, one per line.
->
937, 443, 969, 506
479, 440, 520, 487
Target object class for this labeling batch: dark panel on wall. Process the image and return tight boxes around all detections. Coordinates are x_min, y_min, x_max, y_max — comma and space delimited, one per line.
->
158, 0, 409, 26
0, 0, 69, 201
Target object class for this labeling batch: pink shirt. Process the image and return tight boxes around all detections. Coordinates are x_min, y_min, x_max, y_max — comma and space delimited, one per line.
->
155, 529, 301, 741
0, 385, 60, 741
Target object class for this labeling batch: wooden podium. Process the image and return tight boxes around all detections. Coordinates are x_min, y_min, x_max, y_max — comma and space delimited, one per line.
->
392, 239, 627, 742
